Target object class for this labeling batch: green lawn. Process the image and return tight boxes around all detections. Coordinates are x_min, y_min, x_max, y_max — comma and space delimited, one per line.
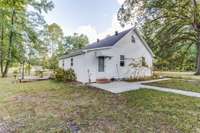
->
0, 78, 200, 132
155, 71, 200, 80
145, 79, 200, 93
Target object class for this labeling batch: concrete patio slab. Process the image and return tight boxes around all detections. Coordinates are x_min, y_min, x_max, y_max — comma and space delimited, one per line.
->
90, 78, 169, 93
90, 78, 200, 98
90, 81, 141, 93
90, 78, 170, 93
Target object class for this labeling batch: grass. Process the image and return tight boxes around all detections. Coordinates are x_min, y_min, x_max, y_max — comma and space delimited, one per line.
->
144, 79, 200, 93
0, 78, 200, 132
155, 71, 200, 80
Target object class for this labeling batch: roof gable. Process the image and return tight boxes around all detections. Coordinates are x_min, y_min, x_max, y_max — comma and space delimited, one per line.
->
84, 28, 132, 50
134, 29, 154, 57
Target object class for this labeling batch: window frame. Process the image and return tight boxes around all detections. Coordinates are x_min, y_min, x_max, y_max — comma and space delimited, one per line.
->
71, 58, 73, 67
62, 60, 65, 67
131, 35, 135, 43
120, 55, 125, 67
98, 57, 105, 72
141, 57, 147, 67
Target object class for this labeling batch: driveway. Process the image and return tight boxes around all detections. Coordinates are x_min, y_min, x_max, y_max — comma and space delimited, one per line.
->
90, 78, 200, 98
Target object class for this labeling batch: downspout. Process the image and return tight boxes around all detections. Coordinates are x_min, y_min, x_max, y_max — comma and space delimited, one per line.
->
116, 64, 120, 80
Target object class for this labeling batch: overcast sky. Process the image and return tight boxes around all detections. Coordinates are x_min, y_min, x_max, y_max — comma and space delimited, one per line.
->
43, 0, 132, 43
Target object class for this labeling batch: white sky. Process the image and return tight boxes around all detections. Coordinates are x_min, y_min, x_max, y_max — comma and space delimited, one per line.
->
44, 0, 131, 43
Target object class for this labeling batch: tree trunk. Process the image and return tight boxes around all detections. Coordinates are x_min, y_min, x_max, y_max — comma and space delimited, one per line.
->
28, 62, 31, 76
195, 43, 200, 75
2, 9, 16, 77
21, 62, 25, 80
0, 24, 4, 75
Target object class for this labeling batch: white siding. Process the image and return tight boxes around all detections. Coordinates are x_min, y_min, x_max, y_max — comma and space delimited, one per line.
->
58, 60, 63, 68
62, 54, 90, 83
109, 29, 153, 79
89, 29, 153, 80
59, 29, 153, 83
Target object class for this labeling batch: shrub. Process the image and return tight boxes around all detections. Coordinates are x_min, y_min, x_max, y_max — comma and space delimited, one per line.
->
54, 68, 76, 82
54, 68, 65, 81
63, 68, 77, 82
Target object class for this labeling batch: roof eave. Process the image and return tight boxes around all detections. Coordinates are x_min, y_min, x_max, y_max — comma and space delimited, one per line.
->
59, 51, 85, 59
84, 46, 112, 52
60, 47, 112, 60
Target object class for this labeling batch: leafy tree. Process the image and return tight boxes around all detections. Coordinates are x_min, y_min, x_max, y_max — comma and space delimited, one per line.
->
142, 19, 196, 71
118, 0, 200, 74
42, 32, 89, 70
37, 23, 64, 70
45, 55, 58, 70
64, 33, 89, 51
0, 0, 54, 77
47, 23, 64, 56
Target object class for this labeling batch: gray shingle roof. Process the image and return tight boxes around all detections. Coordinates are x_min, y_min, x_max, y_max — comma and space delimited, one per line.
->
60, 28, 156, 59
59, 28, 133, 59
84, 28, 132, 50
59, 49, 84, 59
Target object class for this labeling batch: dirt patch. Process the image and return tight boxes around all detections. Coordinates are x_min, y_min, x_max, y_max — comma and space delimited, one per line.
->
0, 121, 10, 133
0, 119, 25, 133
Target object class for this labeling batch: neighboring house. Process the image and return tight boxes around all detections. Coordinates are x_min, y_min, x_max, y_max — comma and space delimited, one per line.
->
59, 28, 154, 83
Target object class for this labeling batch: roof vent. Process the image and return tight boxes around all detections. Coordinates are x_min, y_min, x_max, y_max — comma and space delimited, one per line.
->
97, 38, 100, 43
115, 31, 118, 36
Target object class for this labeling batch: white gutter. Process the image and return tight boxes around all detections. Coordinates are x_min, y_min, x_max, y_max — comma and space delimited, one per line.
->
82, 46, 112, 53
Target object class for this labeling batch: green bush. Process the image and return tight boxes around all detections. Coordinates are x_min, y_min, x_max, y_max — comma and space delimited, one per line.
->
54, 68, 76, 82
63, 68, 77, 82
54, 68, 65, 81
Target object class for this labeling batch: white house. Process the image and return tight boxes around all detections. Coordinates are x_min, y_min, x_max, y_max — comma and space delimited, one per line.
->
59, 28, 154, 83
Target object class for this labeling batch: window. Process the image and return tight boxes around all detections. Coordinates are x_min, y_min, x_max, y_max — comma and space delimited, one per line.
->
62, 60, 64, 67
131, 35, 135, 43
142, 57, 147, 67
98, 57, 105, 72
120, 55, 125, 67
71, 58, 73, 67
